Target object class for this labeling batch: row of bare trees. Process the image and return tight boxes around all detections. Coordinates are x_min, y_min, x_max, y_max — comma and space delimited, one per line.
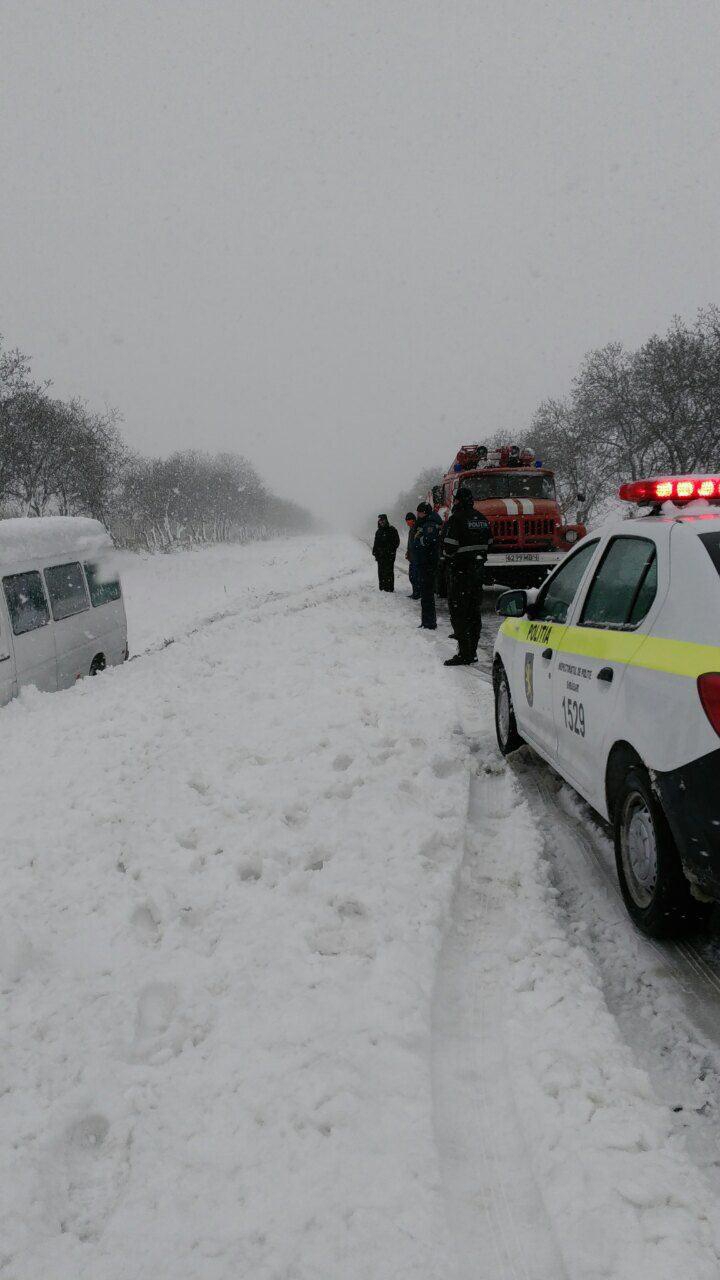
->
0, 336, 314, 548
520, 305, 720, 519
392, 306, 720, 526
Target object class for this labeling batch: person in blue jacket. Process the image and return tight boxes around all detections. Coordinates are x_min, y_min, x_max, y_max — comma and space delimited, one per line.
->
404, 512, 421, 599
414, 502, 442, 629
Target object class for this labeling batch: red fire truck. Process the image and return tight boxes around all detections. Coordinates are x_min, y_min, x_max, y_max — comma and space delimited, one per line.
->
431, 443, 586, 591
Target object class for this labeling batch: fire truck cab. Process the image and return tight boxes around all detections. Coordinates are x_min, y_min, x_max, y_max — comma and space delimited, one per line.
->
433, 444, 586, 590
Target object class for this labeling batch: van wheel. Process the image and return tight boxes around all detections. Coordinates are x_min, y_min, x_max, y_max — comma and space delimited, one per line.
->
614, 765, 706, 937
494, 663, 523, 755
89, 654, 106, 676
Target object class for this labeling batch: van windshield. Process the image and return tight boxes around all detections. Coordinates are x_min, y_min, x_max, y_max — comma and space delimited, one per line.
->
463, 473, 556, 501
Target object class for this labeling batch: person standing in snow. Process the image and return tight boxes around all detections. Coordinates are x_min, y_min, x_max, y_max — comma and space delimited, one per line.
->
405, 512, 421, 599
372, 514, 401, 591
414, 501, 442, 629
442, 485, 491, 665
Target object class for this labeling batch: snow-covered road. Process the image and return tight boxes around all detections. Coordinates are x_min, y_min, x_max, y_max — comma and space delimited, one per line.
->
3, 535, 720, 1279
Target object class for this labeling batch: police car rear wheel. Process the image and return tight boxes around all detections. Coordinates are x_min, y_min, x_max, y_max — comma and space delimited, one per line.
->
614, 766, 698, 937
494, 665, 523, 755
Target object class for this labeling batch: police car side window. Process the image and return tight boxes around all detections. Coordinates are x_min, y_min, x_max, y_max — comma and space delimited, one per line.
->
580, 537, 657, 630
533, 541, 599, 624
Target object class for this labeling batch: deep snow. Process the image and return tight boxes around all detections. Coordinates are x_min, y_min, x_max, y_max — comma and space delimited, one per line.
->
0, 537, 469, 1279
2, 535, 720, 1279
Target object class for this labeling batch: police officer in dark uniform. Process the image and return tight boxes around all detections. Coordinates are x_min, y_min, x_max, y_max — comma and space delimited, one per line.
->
442, 485, 491, 666
372, 514, 400, 591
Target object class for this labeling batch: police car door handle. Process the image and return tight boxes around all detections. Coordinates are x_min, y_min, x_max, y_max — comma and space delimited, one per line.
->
541, 647, 553, 660
597, 667, 614, 682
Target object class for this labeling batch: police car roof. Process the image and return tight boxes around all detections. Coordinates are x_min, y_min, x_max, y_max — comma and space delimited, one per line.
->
605, 496, 719, 530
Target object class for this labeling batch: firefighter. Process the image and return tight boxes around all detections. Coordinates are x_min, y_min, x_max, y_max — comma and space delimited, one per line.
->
442, 485, 491, 665
405, 512, 421, 599
414, 502, 443, 629
372, 514, 400, 591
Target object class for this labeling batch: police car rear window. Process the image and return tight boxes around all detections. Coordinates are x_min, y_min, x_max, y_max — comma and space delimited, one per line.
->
699, 533, 720, 578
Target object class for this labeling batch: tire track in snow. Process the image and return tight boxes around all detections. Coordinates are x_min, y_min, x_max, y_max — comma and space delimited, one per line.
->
478, 601, 720, 1177
513, 751, 720, 1183
431, 703, 568, 1280
129, 564, 367, 660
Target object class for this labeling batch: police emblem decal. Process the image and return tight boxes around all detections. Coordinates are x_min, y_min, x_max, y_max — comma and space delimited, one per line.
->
524, 652, 534, 707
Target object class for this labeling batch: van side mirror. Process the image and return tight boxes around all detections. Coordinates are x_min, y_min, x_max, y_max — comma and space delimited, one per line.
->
496, 589, 528, 618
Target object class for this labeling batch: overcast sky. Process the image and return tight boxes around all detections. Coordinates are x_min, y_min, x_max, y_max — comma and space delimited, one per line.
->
1, 1, 719, 526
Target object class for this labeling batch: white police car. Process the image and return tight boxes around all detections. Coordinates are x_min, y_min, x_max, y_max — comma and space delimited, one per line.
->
493, 474, 720, 938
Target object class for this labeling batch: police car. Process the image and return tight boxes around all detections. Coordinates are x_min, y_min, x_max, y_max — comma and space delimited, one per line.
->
492, 474, 720, 938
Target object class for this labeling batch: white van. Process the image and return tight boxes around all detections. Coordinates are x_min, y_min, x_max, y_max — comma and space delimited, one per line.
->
0, 516, 128, 705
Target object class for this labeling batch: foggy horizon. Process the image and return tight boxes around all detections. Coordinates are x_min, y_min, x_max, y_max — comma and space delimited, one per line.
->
2, 1, 719, 530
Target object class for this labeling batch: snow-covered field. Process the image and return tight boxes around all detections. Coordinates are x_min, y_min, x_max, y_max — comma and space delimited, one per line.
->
2, 534, 720, 1279
117, 535, 368, 655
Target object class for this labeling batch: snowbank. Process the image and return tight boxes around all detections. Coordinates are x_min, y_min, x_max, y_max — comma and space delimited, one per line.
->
465, 686, 720, 1279
0, 515, 112, 562
0, 536, 470, 1279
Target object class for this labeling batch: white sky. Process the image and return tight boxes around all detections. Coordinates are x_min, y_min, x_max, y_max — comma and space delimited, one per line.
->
1, 1, 719, 527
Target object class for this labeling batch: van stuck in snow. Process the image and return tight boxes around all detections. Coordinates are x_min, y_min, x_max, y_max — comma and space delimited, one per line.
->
0, 517, 128, 702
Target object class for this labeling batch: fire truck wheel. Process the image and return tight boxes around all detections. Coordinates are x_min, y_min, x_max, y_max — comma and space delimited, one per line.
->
613, 764, 709, 938
494, 662, 523, 755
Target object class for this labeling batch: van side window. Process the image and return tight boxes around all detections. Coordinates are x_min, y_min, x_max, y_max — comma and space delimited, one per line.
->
3, 571, 51, 635
84, 562, 122, 607
44, 562, 90, 621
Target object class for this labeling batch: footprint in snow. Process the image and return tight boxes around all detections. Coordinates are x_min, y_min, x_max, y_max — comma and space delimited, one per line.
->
43, 1113, 130, 1243
309, 899, 374, 959
305, 849, 331, 872
187, 775, 210, 797
130, 981, 210, 1059
335, 898, 367, 919
135, 982, 177, 1041
332, 753, 353, 772
431, 755, 461, 779
238, 859, 262, 882
283, 807, 308, 828
130, 903, 162, 944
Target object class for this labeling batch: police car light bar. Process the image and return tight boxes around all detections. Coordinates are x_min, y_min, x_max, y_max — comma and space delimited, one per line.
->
619, 476, 720, 504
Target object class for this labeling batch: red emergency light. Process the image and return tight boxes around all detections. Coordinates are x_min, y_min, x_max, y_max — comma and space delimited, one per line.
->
619, 475, 720, 505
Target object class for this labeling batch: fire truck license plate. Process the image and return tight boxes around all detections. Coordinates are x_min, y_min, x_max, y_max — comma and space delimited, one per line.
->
504, 553, 541, 562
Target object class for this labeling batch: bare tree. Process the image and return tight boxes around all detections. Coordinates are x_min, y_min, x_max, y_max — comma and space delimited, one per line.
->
516, 307, 720, 521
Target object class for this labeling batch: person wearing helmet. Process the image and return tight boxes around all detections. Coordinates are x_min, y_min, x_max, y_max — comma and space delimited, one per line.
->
442, 485, 491, 665
372, 514, 400, 591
